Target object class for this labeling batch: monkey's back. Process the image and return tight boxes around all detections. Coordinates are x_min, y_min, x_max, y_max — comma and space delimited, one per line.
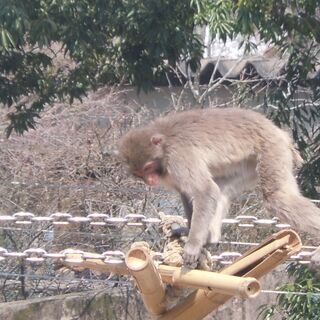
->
153, 108, 294, 168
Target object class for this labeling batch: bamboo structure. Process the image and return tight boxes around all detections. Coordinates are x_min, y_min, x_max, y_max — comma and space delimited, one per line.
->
158, 229, 301, 320
62, 229, 302, 320
166, 265, 260, 297
125, 247, 166, 315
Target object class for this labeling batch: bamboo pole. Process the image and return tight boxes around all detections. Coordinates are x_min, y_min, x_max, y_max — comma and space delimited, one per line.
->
125, 246, 166, 315
160, 265, 260, 298
63, 252, 130, 275
221, 234, 291, 276
158, 229, 301, 320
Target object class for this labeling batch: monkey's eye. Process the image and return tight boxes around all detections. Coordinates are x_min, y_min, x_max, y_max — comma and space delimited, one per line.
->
132, 162, 157, 178
143, 162, 154, 172
143, 162, 156, 174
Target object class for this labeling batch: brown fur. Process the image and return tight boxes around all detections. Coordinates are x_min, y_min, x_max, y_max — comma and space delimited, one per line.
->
118, 108, 320, 264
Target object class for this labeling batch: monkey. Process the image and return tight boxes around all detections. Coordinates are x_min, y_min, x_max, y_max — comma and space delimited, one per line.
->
117, 107, 320, 265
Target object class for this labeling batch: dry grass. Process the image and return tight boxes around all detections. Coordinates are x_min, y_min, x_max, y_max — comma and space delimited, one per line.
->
1, 87, 157, 214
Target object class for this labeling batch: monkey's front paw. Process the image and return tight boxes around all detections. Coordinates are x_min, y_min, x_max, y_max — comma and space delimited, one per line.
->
182, 243, 201, 266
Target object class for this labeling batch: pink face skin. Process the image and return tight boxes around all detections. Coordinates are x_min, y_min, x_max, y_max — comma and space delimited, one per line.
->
134, 161, 160, 187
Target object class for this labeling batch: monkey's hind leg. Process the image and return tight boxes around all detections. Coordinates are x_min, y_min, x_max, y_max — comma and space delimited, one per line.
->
207, 169, 257, 244
207, 194, 230, 243
258, 147, 320, 239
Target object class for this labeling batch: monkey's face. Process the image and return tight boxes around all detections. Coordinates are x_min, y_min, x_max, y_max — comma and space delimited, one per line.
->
118, 128, 166, 187
133, 159, 164, 187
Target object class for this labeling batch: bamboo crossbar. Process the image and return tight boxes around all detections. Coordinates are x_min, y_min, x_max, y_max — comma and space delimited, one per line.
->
62, 229, 302, 320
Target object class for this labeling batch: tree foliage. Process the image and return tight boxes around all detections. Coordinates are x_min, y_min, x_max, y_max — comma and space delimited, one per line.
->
0, 0, 202, 136
258, 263, 320, 320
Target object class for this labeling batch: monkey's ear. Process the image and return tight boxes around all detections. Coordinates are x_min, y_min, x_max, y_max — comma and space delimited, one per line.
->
151, 134, 164, 146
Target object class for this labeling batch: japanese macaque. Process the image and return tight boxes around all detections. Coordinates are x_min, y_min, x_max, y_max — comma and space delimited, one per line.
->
118, 108, 320, 265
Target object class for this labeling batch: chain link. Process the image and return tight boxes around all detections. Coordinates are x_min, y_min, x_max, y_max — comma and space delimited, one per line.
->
0, 246, 316, 266
0, 212, 293, 229
0, 212, 318, 265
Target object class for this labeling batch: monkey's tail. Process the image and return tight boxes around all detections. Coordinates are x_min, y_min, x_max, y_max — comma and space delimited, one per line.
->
265, 191, 320, 240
